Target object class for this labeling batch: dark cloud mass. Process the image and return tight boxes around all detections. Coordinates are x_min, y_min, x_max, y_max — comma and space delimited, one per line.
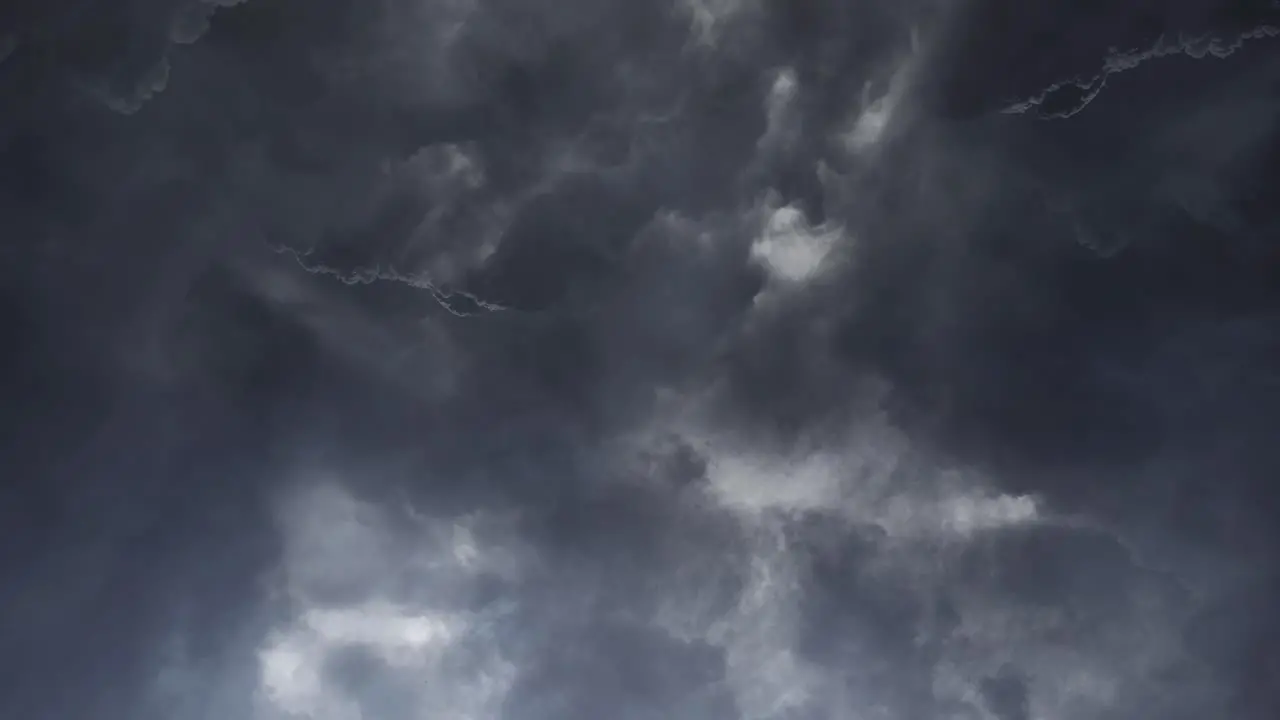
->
3, 1, 1280, 718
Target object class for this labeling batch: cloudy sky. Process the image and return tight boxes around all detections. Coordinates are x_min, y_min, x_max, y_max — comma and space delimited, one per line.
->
3, 1, 1280, 719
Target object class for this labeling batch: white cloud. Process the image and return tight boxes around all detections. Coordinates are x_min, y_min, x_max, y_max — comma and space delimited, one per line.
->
706, 449, 847, 515
750, 201, 843, 286
757, 67, 801, 155
711, 529, 823, 719
844, 81, 897, 152
244, 479, 521, 720
682, 401, 1039, 542
254, 602, 499, 720
637, 396, 1044, 718
626, 377, 1225, 720
838, 29, 922, 154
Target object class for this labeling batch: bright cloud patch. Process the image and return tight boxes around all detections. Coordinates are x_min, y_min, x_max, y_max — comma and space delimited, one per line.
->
711, 530, 825, 719
844, 82, 897, 152
637, 400, 1043, 719
252, 480, 520, 720
750, 201, 843, 286
687, 409, 1040, 541
255, 602, 510, 720
757, 67, 801, 155
839, 30, 922, 154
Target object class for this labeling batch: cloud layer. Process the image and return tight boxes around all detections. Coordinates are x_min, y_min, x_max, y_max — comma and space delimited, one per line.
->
3, 1, 1280, 719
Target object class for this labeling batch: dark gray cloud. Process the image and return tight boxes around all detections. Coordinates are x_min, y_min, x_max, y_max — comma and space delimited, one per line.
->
4, 1, 1280, 719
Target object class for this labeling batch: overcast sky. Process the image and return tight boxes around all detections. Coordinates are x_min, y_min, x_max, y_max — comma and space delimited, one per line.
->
3, 2, 1280, 719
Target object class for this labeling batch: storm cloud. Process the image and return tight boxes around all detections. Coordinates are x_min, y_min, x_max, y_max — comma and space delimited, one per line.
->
3, 1, 1280, 719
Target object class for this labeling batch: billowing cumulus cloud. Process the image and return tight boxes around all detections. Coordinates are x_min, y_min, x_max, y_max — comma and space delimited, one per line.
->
4, 1, 1280, 720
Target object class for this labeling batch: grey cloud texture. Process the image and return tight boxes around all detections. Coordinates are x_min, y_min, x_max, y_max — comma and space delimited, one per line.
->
4, 1, 1280, 720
